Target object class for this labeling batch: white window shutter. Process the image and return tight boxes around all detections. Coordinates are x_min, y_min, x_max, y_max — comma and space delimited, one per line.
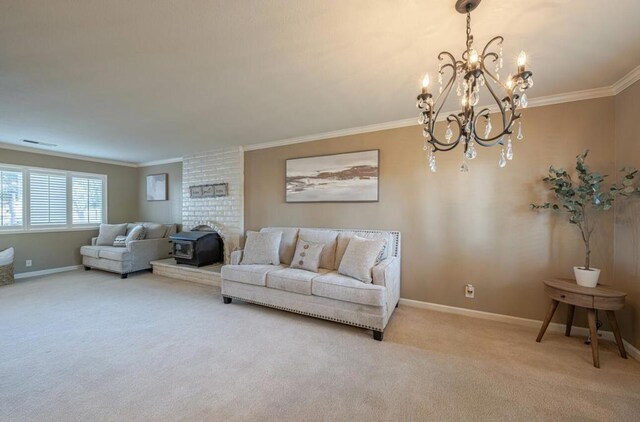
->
29, 172, 67, 226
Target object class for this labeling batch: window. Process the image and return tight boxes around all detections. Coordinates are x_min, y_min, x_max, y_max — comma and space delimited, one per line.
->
0, 164, 106, 232
72, 176, 104, 225
0, 168, 24, 228
30, 172, 67, 226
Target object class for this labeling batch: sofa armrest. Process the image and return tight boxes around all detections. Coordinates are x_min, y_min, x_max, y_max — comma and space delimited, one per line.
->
230, 249, 243, 265
91, 237, 98, 246
372, 257, 401, 309
127, 238, 172, 262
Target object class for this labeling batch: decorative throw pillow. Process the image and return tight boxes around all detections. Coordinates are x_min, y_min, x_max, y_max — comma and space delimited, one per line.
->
337, 235, 385, 283
142, 222, 166, 239
289, 239, 324, 273
96, 223, 128, 246
113, 235, 128, 247
240, 231, 282, 265
125, 225, 146, 244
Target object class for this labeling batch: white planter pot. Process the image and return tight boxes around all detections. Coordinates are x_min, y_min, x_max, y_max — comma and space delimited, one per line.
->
573, 266, 601, 288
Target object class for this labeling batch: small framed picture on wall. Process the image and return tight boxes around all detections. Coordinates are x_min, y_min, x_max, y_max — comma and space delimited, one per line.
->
146, 173, 168, 201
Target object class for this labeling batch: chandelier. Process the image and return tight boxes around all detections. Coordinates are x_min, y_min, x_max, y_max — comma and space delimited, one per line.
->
416, 0, 533, 172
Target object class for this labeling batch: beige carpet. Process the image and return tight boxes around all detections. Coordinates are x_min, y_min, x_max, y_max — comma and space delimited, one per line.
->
1, 270, 639, 421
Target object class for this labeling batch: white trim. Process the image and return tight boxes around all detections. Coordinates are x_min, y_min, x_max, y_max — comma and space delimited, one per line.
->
137, 157, 183, 167
243, 87, 616, 151
399, 298, 640, 362
2, 66, 639, 164
14, 265, 83, 280
0, 142, 138, 167
612, 64, 640, 95
243, 118, 417, 151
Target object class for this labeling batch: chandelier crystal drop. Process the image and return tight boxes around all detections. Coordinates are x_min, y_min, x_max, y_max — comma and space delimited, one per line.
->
416, 0, 533, 172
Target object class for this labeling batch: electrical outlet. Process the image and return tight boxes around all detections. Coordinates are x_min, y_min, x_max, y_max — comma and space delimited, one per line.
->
26, 259, 32, 267
465, 284, 474, 298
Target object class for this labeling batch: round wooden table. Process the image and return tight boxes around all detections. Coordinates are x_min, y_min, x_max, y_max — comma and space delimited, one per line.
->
536, 278, 627, 368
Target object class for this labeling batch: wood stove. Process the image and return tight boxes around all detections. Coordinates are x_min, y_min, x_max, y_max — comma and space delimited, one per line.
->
170, 226, 223, 267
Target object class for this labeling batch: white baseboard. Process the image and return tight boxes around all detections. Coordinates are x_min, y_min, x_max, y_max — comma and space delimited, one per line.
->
399, 298, 640, 362
14, 265, 83, 280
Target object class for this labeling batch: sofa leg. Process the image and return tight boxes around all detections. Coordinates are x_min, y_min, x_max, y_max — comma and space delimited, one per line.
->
223, 296, 232, 304
120, 273, 128, 279
84, 266, 91, 271
396, 301, 399, 308
373, 330, 384, 341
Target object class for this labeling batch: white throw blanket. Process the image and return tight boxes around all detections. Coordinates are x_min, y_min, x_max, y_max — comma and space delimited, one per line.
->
0, 247, 14, 266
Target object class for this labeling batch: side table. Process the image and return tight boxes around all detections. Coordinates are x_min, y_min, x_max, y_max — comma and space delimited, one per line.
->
536, 278, 627, 368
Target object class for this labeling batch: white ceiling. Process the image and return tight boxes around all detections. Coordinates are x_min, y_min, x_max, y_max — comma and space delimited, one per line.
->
0, 0, 638, 164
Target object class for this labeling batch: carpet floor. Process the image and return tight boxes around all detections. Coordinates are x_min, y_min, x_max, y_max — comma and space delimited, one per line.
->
1, 270, 639, 421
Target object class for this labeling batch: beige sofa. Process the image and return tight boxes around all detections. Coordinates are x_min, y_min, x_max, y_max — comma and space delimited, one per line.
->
81, 223, 176, 279
221, 227, 401, 340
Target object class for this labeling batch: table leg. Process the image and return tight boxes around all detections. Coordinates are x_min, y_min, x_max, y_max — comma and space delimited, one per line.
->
536, 299, 559, 342
565, 304, 575, 337
587, 308, 600, 368
606, 310, 627, 359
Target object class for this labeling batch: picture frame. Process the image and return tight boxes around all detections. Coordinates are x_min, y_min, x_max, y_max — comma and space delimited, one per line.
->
189, 183, 228, 198
189, 185, 203, 198
146, 173, 168, 201
285, 150, 379, 203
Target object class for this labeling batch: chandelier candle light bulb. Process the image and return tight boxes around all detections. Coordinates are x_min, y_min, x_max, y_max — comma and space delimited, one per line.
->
415, 0, 533, 172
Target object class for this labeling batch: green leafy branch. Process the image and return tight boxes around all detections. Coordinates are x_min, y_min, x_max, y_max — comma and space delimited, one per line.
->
530, 150, 639, 269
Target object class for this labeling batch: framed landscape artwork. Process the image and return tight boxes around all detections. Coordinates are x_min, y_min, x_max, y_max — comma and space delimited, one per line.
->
285, 150, 379, 203
146, 173, 167, 201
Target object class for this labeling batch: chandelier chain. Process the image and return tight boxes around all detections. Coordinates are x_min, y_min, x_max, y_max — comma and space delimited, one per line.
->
466, 11, 472, 50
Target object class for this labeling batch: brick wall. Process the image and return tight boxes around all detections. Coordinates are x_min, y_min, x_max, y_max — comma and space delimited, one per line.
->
182, 147, 244, 262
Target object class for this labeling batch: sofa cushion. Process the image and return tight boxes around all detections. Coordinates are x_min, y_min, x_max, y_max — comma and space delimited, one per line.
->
298, 229, 338, 270
98, 247, 132, 261
266, 268, 329, 295
96, 223, 127, 246
112, 235, 128, 247
125, 225, 146, 244
221, 264, 284, 287
338, 236, 385, 283
335, 231, 393, 269
80, 245, 102, 259
289, 239, 324, 273
241, 231, 282, 265
312, 272, 386, 307
142, 223, 167, 239
260, 227, 299, 265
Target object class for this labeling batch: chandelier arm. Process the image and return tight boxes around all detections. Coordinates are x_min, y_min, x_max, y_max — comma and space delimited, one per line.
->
432, 63, 457, 106
472, 108, 506, 146
429, 114, 464, 150
481, 36, 503, 58
479, 68, 508, 132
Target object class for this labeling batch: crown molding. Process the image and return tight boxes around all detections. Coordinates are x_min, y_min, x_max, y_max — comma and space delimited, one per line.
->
612, 64, 640, 95
0, 141, 139, 167
243, 85, 617, 151
243, 118, 417, 151
3, 66, 639, 162
137, 157, 183, 167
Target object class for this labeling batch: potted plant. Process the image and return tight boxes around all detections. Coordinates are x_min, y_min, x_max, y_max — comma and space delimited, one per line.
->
531, 150, 639, 287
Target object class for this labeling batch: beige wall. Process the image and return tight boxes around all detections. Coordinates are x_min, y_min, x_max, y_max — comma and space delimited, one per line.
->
614, 80, 640, 349
0, 147, 139, 273
137, 161, 182, 226
246, 97, 616, 323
